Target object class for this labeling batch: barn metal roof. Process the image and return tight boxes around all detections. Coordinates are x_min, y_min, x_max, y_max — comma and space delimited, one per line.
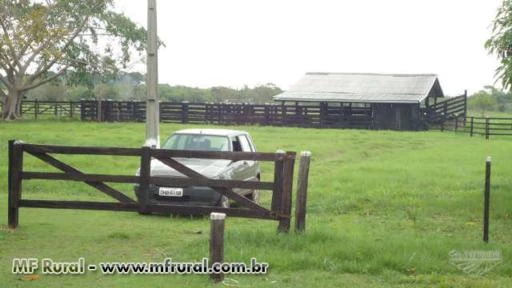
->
273, 72, 444, 103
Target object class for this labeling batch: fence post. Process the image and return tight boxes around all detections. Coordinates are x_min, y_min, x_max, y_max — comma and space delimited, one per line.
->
463, 89, 468, 125
8, 140, 23, 229
278, 152, 295, 233
485, 117, 490, 140
271, 150, 285, 218
483, 156, 491, 243
209, 212, 225, 283
97, 100, 102, 121
295, 151, 311, 233
470, 117, 474, 137
54, 101, 58, 116
80, 99, 85, 121
138, 145, 152, 213
34, 99, 39, 120
69, 101, 74, 118
181, 101, 189, 124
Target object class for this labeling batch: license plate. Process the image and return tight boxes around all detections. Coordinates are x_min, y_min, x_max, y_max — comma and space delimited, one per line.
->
158, 187, 183, 197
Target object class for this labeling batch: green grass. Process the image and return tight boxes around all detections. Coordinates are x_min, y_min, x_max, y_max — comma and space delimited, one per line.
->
1, 120, 511, 287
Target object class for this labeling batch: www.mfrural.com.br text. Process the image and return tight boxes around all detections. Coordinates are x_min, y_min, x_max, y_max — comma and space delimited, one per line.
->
12, 257, 269, 275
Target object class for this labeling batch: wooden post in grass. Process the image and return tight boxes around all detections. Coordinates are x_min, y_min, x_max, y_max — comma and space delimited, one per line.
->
469, 117, 474, 137
485, 117, 490, 140
34, 99, 39, 119
271, 150, 285, 215
209, 212, 225, 282
483, 156, 491, 243
295, 151, 311, 233
138, 145, 152, 213
278, 152, 295, 233
8, 140, 23, 229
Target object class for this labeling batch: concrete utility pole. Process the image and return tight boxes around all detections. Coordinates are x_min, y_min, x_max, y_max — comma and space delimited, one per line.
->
146, 0, 159, 148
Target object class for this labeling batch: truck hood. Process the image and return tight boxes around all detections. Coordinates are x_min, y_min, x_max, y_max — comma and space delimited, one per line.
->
150, 158, 232, 178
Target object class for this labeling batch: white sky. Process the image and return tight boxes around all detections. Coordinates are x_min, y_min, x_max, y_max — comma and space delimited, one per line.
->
115, 0, 503, 96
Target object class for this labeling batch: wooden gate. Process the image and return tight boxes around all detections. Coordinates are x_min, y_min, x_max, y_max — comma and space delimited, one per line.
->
7, 140, 296, 232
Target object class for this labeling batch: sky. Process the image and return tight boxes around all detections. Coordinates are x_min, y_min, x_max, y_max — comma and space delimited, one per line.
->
114, 0, 504, 96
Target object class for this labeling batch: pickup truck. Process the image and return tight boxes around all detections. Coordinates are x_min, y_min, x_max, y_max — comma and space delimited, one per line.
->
135, 128, 260, 208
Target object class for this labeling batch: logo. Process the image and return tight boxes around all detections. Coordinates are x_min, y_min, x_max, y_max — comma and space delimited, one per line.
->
449, 250, 502, 276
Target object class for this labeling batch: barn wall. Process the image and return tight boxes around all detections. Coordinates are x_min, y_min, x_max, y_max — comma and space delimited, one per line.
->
373, 103, 421, 130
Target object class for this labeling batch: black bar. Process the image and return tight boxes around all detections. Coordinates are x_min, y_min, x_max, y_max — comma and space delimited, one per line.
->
470, 117, 474, 137
8, 141, 24, 228
19, 200, 138, 211
21, 172, 275, 190
23, 143, 142, 156
138, 146, 152, 212
483, 157, 491, 243
18, 200, 277, 219
7, 140, 16, 228
271, 152, 285, 213
152, 149, 278, 161
485, 118, 490, 140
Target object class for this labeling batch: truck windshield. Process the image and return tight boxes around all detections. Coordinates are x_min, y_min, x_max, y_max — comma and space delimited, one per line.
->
162, 134, 230, 151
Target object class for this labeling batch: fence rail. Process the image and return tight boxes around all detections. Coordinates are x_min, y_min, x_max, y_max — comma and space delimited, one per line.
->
78, 100, 374, 128
2, 100, 374, 128
426, 93, 467, 123
0, 100, 81, 119
437, 115, 512, 139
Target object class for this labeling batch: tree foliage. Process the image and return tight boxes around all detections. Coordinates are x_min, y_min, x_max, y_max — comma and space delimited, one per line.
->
25, 76, 284, 104
0, 0, 146, 120
485, 0, 512, 90
467, 86, 512, 114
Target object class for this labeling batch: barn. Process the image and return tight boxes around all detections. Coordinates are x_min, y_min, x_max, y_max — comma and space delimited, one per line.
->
273, 72, 464, 130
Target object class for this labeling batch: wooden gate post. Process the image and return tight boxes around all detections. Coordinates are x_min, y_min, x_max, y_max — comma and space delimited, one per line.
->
278, 152, 295, 233
138, 145, 152, 213
295, 151, 311, 233
8, 140, 24, 229
209, 212, 226, 282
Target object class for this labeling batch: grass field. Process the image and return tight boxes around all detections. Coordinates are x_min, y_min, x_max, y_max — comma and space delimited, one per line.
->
0, 120, 511, 287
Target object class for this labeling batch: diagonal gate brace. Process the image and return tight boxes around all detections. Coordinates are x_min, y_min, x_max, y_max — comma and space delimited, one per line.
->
27, 151, 136, 204
155, 157, 270, 214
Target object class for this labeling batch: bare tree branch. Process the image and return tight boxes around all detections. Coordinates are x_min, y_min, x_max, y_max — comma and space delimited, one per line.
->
20, 65, 69, 92
26, 16, 90, 85
0, 71, 14, 90
0, 19, 22, 71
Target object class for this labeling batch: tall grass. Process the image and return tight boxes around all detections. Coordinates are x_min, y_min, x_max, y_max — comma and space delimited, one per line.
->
0, 120, 511, 287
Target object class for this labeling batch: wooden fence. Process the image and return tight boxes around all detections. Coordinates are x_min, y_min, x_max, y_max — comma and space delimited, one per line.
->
79, 100, 374, 129
437, 115, 512, 139
425, 93, 467, 124
8, 140, 304, 232
2, 100, 373, 128
0, 100, 81, 119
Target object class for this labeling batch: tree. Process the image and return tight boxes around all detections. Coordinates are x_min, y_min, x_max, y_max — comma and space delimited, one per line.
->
468, 89, 498, 115
485, 0, 512, 90
0, 0, 146, 120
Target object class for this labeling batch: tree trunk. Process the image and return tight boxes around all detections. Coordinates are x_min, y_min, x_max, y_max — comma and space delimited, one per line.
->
2, 90, 21, 120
